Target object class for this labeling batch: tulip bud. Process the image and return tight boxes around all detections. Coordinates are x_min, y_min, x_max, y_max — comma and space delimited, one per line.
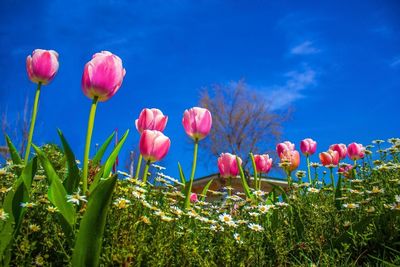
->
280, 150, 300, 171
300, 138, 317, 156
319, 150, 339, 166
139, 130, 171, 163
338, 164, 354, 178
81, 51, 126, 102
135, 108, 168, 134
329, 144, 347, 160
218, 153, 242, 178
276, 141, 295, 158
190, 193, 198, 203
254, 154, 273, 173
182, 107, 212, 141
26, 49, 59, 85
347, 143, 365, 160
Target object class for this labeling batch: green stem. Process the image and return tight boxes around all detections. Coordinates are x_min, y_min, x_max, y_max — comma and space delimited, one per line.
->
329, 167, 335, 189
306, 155, 312, 184
135, 154, 143, 179
228, 176, 232, 196
24, 82, 42, 163
82, 96, 98, 194
142, 161, 150, 183
184, 140, 198, 209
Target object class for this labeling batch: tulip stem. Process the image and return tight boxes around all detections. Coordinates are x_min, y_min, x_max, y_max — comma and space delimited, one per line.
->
82, 96, 98, 194
24, 82, 42, 163
306, 155, 312, 184
184, 140, 198, 209
142, 161, 150, 183
329, 167, 335, 190
228, 176, 232, 196
135, 154, 143, 179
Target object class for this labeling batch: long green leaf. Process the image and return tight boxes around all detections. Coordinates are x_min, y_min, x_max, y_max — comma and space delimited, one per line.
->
249, 153, 258, 189
72, 175, 117, 267
5, 135, 22, 165
92, 131, 115, 166
0, 157, 37, 265
200, 179, 214, 201
57, 129, 81, 194
177, 162, 186, 193
33, 144, 76, 227
236, 156, 253, 199
89, 130, 129, 193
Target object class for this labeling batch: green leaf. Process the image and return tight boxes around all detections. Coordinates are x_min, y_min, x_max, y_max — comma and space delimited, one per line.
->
92, 131, 115, 166
236, 156, 253, 199
200, 179, 214, 201
72, 175, 118, 267
89, 130, 129, 193
249, 153, 258, 190
5, 135, 22, 177
57, 129, 81, 194
177, 162, 186, 192
0, 157, 37, 265
33, 144, 76, 227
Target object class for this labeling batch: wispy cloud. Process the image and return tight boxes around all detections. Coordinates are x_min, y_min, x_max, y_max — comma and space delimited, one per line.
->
390, 56, 400, 68
291, 41, 319, 55
262, 68, 316, 110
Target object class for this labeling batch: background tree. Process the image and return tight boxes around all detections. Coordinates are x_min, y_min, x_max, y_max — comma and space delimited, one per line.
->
199, 80, 291, 169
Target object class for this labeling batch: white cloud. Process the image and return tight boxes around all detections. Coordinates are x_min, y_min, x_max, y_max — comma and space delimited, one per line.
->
262, 69, 316, 110
290, 41, 319, 55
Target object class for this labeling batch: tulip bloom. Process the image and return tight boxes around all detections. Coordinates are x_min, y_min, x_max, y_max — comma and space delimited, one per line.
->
24, 49, 59, 163
190, 193, 198, 203
81, 51, 126, 102
26, 49, 59, 85
135, 108, 168, 134
319, 150, 339, 167
254, 154, 273, 173
182, 107, 212, 141
300, 138, 317, 156
347, 143, 365, 161
218, 153, 242, 178
140, 130, 171, 163
330, 144, 347, 160
276, 141, 295, 158
280, 150, 300, 172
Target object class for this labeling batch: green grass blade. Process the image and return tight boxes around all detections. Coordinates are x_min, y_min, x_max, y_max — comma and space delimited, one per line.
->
92, 131, 116, 166
72, 175, 118, 267
33, 144, 76, 227
57, 129, 81, 194
5, 135, 22, 166
200, 179, 214, 201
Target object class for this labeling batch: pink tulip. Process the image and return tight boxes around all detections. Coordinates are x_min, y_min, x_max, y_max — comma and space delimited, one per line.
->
135, 108, 168, 134
139, 130, 171, 163
329, 144, 347, 160
254, 154, 273, 173
338, 164, 354, 178
81, 51, 126, 102
276, 141, 295, 158
300, 138, 317, 156
218, 153, 242, 178
182, 107, 212, 141
347, 142, 365, 160
280, 150, 300, 171
190, 193, 198, 203
26, 49, 59, 85
319, 150, 339, 166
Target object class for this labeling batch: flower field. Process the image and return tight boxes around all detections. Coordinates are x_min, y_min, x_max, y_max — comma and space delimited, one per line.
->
0, 49, 399, 266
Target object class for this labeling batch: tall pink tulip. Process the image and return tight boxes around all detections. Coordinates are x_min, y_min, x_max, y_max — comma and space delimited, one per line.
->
182, 107, 212, 141
319, 150, 339, 166
347, 143, 365, 161
24, 49, 59, 163
330, 144, 347, 160
280, 150, 300, 172
276, 141, 295, 158
135, 108, 168, 134
81, 51, 126, 102
218, 153, 242, 178
26, 49, 59, 85
254, 154, 273, 173
300, 138, 317, 156
140, 130, 171, 163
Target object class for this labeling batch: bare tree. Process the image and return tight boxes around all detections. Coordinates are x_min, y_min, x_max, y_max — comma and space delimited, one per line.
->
199, 80, 291, 168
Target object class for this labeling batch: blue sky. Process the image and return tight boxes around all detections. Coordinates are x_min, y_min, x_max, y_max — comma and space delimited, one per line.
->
0, 0, 399, 179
